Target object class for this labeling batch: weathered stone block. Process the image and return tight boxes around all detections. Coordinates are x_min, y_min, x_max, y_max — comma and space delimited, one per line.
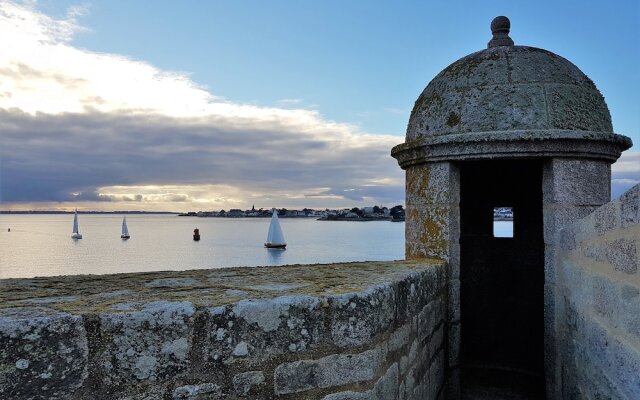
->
579, 241, 607, 264
274, 347, 384, 395
409, 87, 464, 136
591, 275, 618, 322
374, 363, 399, 400
401, 363, 416, 400
620, 184, 640, 228
417, 302, 434, 343
232, 370, 265, 396
607, 238, 637, 275
406, 205, 459, 260
0, 307, 88, 399
321, 363, 398, 400
580, 313, 640, 399
388, 322, 412, 353
404, 363, 426, 400
399, 339, 418, 376
565, 335, 624, 400
593, 201, 621, 236
329, 286, 395, 348
172, 383, 223, 399
434, 295, 445, 327
448, 322, 461, 368
205, 295, 323, 363
544, 282, 557, 371
447, 279, 460, 322
558, 226, 577, 251
508, 48, 586, 85
427, 349, 444, 400
560, 259, 591, 309
449, 243, 461, 280
428, 325, 444, 362
542, 159, 611, 205
406, 162, 460, 206
547, 85, 613, 132
544, 244, 557, 282
395, 266, 445, 324
609, 332, 640, 399
543, 204, 598, 245
620, 283, 640, 341
462, 84, 549, 132
571, 211, 596, 244
117, 389, 165, 400
97, 301, 194, 386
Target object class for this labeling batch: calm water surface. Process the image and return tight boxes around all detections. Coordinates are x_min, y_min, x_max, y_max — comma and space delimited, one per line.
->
0, 215, 405, 279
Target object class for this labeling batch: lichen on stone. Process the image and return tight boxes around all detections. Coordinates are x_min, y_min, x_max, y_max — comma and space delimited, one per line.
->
0, 261, 442, 315
446, 111, 461, 127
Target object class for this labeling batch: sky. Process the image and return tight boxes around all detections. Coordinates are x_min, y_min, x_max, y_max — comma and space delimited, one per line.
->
0, 0, 638, 211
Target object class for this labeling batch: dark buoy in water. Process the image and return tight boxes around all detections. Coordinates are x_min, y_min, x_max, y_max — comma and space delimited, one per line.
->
193, 228, 200, 241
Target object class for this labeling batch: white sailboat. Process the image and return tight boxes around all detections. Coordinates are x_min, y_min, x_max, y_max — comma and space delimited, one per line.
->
71, 209, 82, 239
121, 216, 130, 239
264, 209, 286, 248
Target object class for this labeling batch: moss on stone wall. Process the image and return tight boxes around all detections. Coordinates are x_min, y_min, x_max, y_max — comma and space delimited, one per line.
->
0, 260, 443, 314
446, 112, 460, 127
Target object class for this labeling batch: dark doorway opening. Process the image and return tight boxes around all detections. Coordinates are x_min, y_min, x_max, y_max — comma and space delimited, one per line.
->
459, 160, 545, 398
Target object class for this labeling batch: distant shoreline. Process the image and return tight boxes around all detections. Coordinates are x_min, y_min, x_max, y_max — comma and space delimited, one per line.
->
0, 211, 177, 214
317, 216, 397, 222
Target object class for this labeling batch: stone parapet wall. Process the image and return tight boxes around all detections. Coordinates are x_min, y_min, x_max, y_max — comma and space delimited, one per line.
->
0, 260, 448, 399
556, 184, 640, 399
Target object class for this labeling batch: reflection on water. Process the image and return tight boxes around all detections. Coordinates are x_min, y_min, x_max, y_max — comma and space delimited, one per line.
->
266, 248, 286, 263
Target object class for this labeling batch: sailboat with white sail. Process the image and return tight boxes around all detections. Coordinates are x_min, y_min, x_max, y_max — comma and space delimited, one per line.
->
121, 216, 130, 239
71, 209, 82, 239
264, 209, 286, 249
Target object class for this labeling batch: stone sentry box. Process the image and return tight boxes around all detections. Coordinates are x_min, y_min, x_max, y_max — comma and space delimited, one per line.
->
391, 16, 632, 399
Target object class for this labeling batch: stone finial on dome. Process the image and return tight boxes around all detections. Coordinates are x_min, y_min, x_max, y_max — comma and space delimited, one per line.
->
488, 16, 514, 48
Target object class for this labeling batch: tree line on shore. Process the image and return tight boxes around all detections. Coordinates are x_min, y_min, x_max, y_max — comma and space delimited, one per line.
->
179, 205, 406, 220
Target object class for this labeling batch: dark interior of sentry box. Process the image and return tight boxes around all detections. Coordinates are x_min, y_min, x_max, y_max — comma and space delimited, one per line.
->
459, 160, 545, 397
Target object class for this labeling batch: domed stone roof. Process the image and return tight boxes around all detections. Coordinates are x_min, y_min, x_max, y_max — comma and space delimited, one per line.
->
406, 45, 612, 140
392, 16, 631, 167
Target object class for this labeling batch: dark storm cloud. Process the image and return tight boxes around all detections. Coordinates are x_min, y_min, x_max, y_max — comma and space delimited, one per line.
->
312, 185, 405, 204
0, 109, 404, 205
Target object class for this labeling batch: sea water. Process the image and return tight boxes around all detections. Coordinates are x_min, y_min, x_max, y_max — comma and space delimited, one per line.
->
0, 214, 405, 279
0, 215, 516, 279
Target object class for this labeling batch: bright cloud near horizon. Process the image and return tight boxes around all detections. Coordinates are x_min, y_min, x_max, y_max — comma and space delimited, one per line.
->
0, 1, 638, 211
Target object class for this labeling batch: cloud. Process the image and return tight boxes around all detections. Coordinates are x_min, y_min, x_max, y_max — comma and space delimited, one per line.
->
0, 1, 405, 210
7, 2, 632, 212
276, 98, 304, 106
612, 151, 640, 173
612, 151, 640, 199
0, 108, 404, 209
